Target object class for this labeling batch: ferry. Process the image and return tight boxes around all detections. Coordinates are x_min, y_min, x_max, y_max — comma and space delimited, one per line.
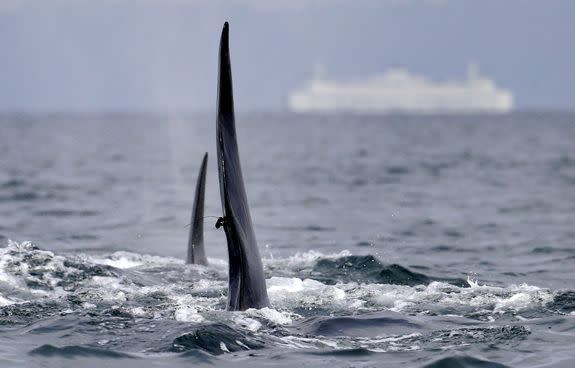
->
288, 64, 513, 113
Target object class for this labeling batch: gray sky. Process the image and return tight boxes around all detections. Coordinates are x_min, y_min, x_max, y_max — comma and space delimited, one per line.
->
1, 0, 573, 112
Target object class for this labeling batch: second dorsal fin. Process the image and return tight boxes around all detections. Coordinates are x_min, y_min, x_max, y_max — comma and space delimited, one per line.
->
186, 152, 208, 265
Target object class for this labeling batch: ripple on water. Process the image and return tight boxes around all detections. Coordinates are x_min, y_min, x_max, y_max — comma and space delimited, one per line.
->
170, 324, 265, 355
423, 355, 510, 368
33, 209, 99, 217
311, 255, 468, 287
29, 344, 135, 359
0, 241, 571, 364
548, 290, 575, 313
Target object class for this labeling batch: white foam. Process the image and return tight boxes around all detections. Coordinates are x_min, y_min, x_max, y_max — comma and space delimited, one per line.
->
0, 240, 561, 335
88, 251, 182, 269
351, 280, 555, 316
0, 240, 76, 297
219, 342, 230, 352
280, 335, 335, 349
233, 315, 262, 332
267, 277, 305, 293
266, 276, 556, 318
245, 307, 294, 325
174, 306, 204, 322
0, 294, 15, 306
235, 340, 250, 349
264, 250, 352, 274
131, 307, 147, 317
267, 277, 346, 311
86, 276, 132, 301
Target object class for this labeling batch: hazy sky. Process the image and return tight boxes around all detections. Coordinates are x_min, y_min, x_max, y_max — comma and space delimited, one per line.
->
1, 0, 573, 112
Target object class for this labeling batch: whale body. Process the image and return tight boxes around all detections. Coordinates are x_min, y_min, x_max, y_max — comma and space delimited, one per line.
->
186, 152, 208, 266
215, 22, 270, 311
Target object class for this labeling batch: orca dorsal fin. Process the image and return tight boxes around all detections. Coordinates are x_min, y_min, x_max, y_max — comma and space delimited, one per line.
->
186, 152, 208, 265
216, 22, 270, 311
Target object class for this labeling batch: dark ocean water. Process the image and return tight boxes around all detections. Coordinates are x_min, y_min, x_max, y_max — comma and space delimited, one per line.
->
0, 112, 574, 367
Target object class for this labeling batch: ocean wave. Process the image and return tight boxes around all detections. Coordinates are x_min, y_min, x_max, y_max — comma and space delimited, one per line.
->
29, 344, 136, 359
423, 355, 509, 368
0, 240, 570, 359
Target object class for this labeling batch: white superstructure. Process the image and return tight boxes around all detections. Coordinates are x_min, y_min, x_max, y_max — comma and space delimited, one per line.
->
288, 64, 513, 113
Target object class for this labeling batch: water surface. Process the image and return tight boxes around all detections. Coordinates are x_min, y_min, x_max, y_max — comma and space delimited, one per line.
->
0, 112, 574, 367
